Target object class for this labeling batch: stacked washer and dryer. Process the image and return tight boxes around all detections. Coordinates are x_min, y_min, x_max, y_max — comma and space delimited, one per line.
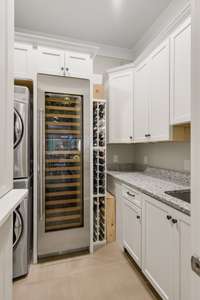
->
13, 85, 33, 279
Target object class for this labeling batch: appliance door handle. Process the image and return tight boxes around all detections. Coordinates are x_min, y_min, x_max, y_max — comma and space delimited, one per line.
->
13, 209, 23, 249
39, 109, 45, 221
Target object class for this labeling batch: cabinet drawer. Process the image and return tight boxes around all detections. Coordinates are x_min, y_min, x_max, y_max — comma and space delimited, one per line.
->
122, 185, 142, 208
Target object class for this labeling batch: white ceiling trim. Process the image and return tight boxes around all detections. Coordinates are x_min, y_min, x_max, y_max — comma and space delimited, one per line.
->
107, 1, 191, 74
132, 1, 191, 62
15, 27, 134, 60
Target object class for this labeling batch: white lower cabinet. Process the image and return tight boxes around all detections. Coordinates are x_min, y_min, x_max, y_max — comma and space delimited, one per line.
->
142, 195, 190, 300
123, 199, 142, 267
142, 199, 173, 299
115, 182, 124, 250
179, 220, 190, 300
0, 216, 13, 300
113, 181, 190, 300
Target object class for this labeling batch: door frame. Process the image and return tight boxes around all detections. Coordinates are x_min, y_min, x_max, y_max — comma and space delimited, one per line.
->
191, 0, 200, 298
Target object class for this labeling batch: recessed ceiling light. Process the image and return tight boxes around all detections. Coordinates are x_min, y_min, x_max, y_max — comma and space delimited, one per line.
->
112, 0, 123, 13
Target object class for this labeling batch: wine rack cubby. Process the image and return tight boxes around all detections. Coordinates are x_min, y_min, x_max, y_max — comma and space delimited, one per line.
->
93, 100, 106, 245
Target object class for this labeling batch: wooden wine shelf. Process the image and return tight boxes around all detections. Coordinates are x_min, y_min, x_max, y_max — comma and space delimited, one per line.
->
46, 105, 81, 112
46, 158, 80, 163
46, 182, 80, 188
46, 98, 81, 104
46, 206, 81, 214
46, 222, 82, 231
46, 199, 80, 205
46, 113, 80, 119
46, 190, 81, 197
46, 174, 80, 180
46, 121, 80, 127
45, 150, 80, 155
46, 129, 80, 135
46, 166, 80, 171
46, 214, 81, 222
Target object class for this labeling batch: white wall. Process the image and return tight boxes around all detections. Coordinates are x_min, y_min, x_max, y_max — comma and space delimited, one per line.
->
107, 144, 135, 165
134, 142, 190, 172
94, 55, 131, 75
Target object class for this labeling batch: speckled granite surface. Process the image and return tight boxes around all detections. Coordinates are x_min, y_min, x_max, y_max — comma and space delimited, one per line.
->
107, 168, 190, 216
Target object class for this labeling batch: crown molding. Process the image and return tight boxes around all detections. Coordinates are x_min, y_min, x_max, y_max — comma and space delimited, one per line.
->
132, 1, 191, 63
15, 28, 134, 60
106, 62, 135, 74
105, 1, 191, 74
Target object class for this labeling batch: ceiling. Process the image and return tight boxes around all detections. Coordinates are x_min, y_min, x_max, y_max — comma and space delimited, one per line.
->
15, 0, 172, 49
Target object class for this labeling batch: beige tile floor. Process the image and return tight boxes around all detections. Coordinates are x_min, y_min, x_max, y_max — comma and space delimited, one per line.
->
14, 243, 161, 300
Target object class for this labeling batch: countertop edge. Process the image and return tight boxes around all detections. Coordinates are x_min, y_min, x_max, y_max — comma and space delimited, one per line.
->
107, 172, 190, 216
0, 189, 28, 227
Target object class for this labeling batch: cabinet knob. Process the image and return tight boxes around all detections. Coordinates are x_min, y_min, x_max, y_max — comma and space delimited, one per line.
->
136, 215, 140, 219
145, 134, 151, 137
61, 67, 64, 71
65, 67, 69, 72
129, 136, 133, 140
172, 219, 178, 224
166, 215, 172, 220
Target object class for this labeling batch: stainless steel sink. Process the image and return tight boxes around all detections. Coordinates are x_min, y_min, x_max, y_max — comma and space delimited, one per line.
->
164, 189, 190, 203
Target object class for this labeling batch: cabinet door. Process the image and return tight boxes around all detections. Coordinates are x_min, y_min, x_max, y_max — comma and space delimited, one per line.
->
179, 220, 190, 300
143, 200, 173, 300
14, 42, 33, 79
115, 183, 124, 249
123, 200, 141, 267
170, 18, 191, 124
149, 40, 170, 141
0, 216, 13, 300
0, 0, 13, 198
65, 51, 92, 77
134, 61, 150, 142
108, 70, 133, 143
37, 47, 65, 76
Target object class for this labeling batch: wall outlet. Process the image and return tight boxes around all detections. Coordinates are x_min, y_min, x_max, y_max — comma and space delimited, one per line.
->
113, 154, 119, 163
184, 160, 190, 171
144, 155, 148, 165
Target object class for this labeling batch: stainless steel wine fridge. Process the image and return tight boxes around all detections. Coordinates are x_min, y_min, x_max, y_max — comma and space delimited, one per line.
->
37, 74, 91, 258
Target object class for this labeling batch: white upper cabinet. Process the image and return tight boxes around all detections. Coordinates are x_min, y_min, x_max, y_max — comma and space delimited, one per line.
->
65, 51, 92, 77
134, 61, 150, 142
14, 43, 93, 79
14, 42, 33, 79
134, 40, 170, 143
170, 18, 191, 124
149, 40, 170, 141
108, 69, 133, 143
37, 47, 65, 76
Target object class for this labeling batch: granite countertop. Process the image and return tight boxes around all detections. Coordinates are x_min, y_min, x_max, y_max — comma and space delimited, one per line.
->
107, 168, 190, 216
